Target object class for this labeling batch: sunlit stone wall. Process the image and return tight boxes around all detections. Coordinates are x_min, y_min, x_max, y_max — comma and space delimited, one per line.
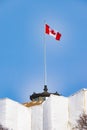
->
43, 95, 68, 130
68, 89, 87, 130
0, 89, 87, 130
0, 98, 31, 130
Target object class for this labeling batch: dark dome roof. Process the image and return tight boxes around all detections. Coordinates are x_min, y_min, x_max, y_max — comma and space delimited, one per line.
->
30, 85, 61, 101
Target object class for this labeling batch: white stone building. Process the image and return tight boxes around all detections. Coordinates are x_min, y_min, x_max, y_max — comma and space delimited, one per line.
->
0, 87, 87, 130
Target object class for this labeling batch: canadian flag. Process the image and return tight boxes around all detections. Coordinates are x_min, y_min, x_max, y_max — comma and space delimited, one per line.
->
45, 24, 61, 40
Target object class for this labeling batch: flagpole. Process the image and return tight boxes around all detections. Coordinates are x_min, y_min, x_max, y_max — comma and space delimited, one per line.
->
43, 23, 62, 90
44, 22, 47, 88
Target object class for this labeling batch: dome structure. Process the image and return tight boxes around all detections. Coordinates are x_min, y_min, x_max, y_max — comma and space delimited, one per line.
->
30, 85, 61, 101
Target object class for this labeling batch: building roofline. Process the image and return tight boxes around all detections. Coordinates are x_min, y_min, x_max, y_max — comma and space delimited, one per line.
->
69, 88, 87, 97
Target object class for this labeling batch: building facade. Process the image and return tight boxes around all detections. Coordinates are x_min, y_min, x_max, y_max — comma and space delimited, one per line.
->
0, 88, 87, 130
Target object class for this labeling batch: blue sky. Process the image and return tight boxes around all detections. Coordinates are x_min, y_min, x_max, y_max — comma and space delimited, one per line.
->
0, 0, 87, 102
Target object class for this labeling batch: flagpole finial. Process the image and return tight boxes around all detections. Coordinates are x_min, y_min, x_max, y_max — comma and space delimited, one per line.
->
43, 85, 48, 92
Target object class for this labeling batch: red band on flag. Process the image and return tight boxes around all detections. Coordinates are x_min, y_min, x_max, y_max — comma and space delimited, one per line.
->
56, 32, 61, 40
45, 24, 50, 34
